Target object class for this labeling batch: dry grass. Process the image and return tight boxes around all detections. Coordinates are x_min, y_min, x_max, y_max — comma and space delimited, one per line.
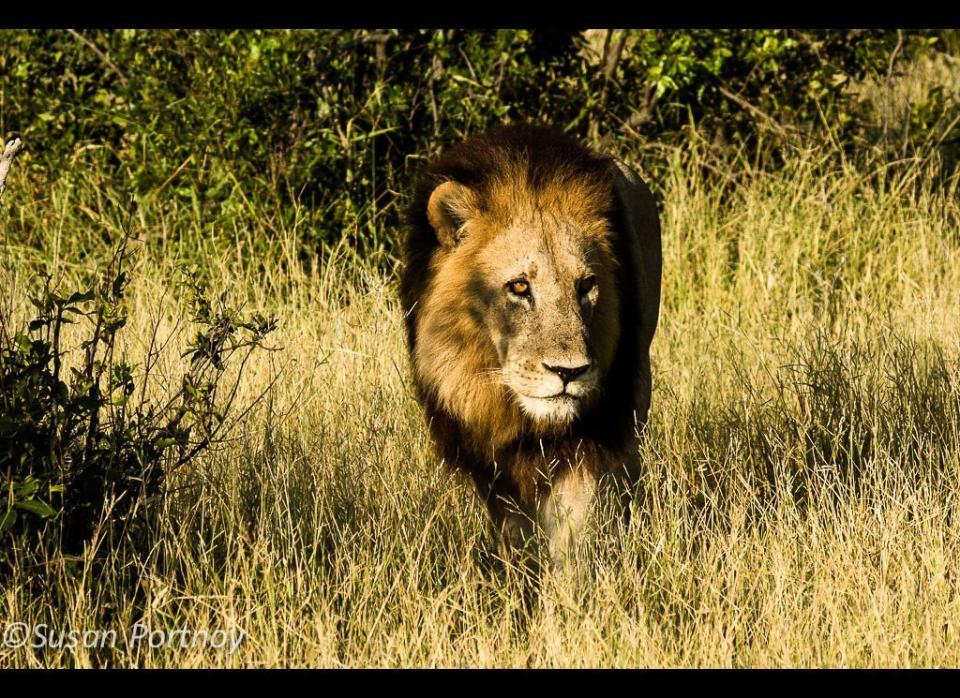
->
3, 106, 960, 667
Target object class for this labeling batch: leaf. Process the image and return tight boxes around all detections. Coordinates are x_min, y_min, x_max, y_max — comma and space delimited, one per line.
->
17, 477, 40, 498
77, 394, 103, 411
155, 437, 178, 450
106, 316, 128, 332
112, 271, 128, 298
0, 508, 17, 532
65, 290, 95, 304
16, 499, 59, 519
0, 415, 17, 436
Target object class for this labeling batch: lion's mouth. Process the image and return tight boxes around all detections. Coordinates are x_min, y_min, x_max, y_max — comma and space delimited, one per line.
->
514, 390, 583, 424
520, 391, 579, 402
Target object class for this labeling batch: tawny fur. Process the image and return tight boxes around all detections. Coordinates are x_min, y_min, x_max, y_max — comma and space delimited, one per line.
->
400, 123, 662, 562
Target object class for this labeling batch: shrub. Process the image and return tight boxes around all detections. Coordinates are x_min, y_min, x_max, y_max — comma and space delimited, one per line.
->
1, 30, 956, 260
0, 233, 278, 559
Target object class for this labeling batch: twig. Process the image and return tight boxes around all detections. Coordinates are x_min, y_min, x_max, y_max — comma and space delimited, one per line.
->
66, 29, 129, 87
933, 110, 960, 151
602, 29, 627, 82
716, 85, 794, 141
599, 29, 612, 71
150, 154, 194, 199
0, 138, 24, 200
428, 53, 443, 141
882, 29, 905, 145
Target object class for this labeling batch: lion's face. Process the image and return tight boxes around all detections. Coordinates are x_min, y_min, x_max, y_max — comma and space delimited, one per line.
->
469, 214, 620, 425
417, 176, 622, 432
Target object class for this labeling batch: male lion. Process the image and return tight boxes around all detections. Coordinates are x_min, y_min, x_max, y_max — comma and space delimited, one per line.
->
400, 124, 661, 565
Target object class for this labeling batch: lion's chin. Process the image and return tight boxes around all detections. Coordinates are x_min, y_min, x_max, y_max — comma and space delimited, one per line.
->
515, 393, 582, 425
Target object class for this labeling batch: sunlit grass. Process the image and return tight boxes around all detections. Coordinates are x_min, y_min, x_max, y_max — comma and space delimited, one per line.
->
2, 114, 960, 667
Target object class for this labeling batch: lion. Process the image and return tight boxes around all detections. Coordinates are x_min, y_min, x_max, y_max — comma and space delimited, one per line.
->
400, 123, 662, 565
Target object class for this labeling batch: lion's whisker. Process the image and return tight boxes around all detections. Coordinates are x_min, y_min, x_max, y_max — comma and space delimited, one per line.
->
476, 368, 506, 386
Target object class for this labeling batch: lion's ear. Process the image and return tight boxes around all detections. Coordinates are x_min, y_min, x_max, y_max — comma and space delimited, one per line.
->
426, 181, 476, 248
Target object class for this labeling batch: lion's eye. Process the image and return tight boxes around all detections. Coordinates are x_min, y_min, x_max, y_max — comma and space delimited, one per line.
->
507, 279, 530, 297
579, 275, 597, 296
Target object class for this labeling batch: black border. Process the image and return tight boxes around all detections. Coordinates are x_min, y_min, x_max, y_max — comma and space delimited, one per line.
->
1, 4, 959, 30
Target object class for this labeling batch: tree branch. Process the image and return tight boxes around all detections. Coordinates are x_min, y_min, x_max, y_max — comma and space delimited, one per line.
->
0, 138, 24, 200
603, 29, 627, 82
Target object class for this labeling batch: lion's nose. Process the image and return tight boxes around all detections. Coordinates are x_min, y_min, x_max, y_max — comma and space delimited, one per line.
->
543, 362, 591, 385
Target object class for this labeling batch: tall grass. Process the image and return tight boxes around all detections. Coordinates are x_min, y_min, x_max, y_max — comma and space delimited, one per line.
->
2, 124, 960, 666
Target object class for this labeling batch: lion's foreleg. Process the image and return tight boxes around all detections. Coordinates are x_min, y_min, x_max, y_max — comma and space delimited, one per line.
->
538, 466, 598, 570
485, 490, 538, 563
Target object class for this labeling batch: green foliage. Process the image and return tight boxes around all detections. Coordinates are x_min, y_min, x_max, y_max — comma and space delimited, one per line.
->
613, 31, 889, 134
0, 235, 278, 557
1, 30, 957, 261
1, 476, 60, 533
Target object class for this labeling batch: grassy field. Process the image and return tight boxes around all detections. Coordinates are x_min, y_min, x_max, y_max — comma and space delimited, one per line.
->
3, 99, 960, 666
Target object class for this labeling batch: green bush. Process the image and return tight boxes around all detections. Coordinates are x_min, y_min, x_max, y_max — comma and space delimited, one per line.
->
1, 29, 956, 260
0, 234, 277, 559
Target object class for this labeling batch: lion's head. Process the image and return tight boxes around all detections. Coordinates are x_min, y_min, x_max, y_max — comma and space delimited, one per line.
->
403, 125, 623, 448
